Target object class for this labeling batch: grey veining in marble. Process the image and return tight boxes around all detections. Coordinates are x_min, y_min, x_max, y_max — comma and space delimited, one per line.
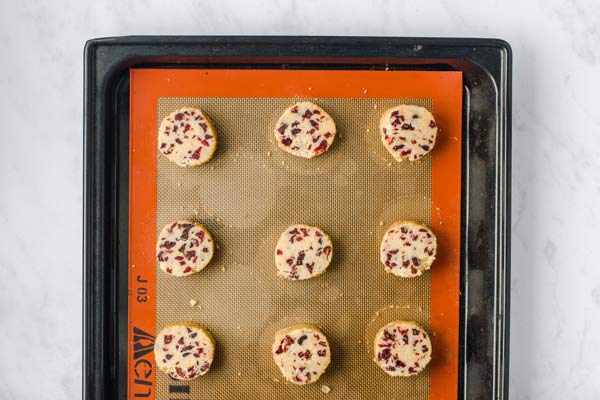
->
1, 0, 599, 399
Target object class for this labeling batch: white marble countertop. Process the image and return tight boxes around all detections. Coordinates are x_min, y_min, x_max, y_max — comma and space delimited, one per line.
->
1, 0, 599, 398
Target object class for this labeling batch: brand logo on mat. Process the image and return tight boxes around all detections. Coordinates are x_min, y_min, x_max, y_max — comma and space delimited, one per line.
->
132, 326, 155, 398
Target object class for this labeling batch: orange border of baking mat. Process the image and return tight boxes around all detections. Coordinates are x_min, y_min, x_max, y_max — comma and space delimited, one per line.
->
129, 69, 462, 400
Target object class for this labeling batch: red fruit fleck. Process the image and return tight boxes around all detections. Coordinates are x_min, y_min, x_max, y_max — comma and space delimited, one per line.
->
291, 128, 301, 135
383, 330, 395, 341
422, 345, 429, 353
275, 345, 284, 354
323, 246, 332, 256
314, 140, 328, 154
303, 109, 312, 118
317, 349, 327, 357
183, 124, 191, 133
191, 147, 202, 159
199, 139, 210, 147
291, 106, 299, 113
175, 113, 184, 121
393, 144, 405, 151
408, 367, 416, 374
378, 348, 392, 361
305, 262, 314, 274
315, 230, 322, 237
183, 266, 193, 274
396, 359, 406, 368
276, 249, 283, 255
165, 354, 173, 360
412, 257, 420, 266
401, 123, 415, 130
185, 251, 196, 260
429, 120, 437, 128
400, 226, 408, 234
164, 335, 173, 344
281, 137, 292, 146
391, 111, 399, 117
284, 335, 294, 345
277, 123, 288, 134
386, 366, 396, 371
324, 132, 332, 138
298, 335, 307, 345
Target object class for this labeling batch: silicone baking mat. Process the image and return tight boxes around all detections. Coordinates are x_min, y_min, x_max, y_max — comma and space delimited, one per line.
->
128, 69, 462, 400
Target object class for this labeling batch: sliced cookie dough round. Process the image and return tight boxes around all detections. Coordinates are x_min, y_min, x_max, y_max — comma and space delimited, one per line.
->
272, 324, 331, 385
274, 101, 336, 158
374, 320, 432, 377
156, 220, 215, 277
380, 105, 438, 161
158, 107, 218, 166
275, 224, 333, 280
154, 323, 215, 380
380, 221, 436, 278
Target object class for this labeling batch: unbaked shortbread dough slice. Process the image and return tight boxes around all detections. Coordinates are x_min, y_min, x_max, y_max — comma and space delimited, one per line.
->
380, 221, 436, 278
154, 323, 215, 380
275, 224, 333, 280
274, 102, 336, 158
272, 324, 331, 385
380, 105, 438, 161
158, 107, 218, 166
156, 220, 215, 277
374, 320, 432, 377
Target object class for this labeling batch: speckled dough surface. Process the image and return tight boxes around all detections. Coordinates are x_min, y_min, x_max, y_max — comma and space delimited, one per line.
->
156, 220, 214, 277
380, 221, 437, 278
275, 224, 333, 280
380, 105, 438, 161
272, 325, 331, 385
158, 107, 218, 166
154, 323, 215, 380
373, 321, 432, 377
274, 102, 336, 158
